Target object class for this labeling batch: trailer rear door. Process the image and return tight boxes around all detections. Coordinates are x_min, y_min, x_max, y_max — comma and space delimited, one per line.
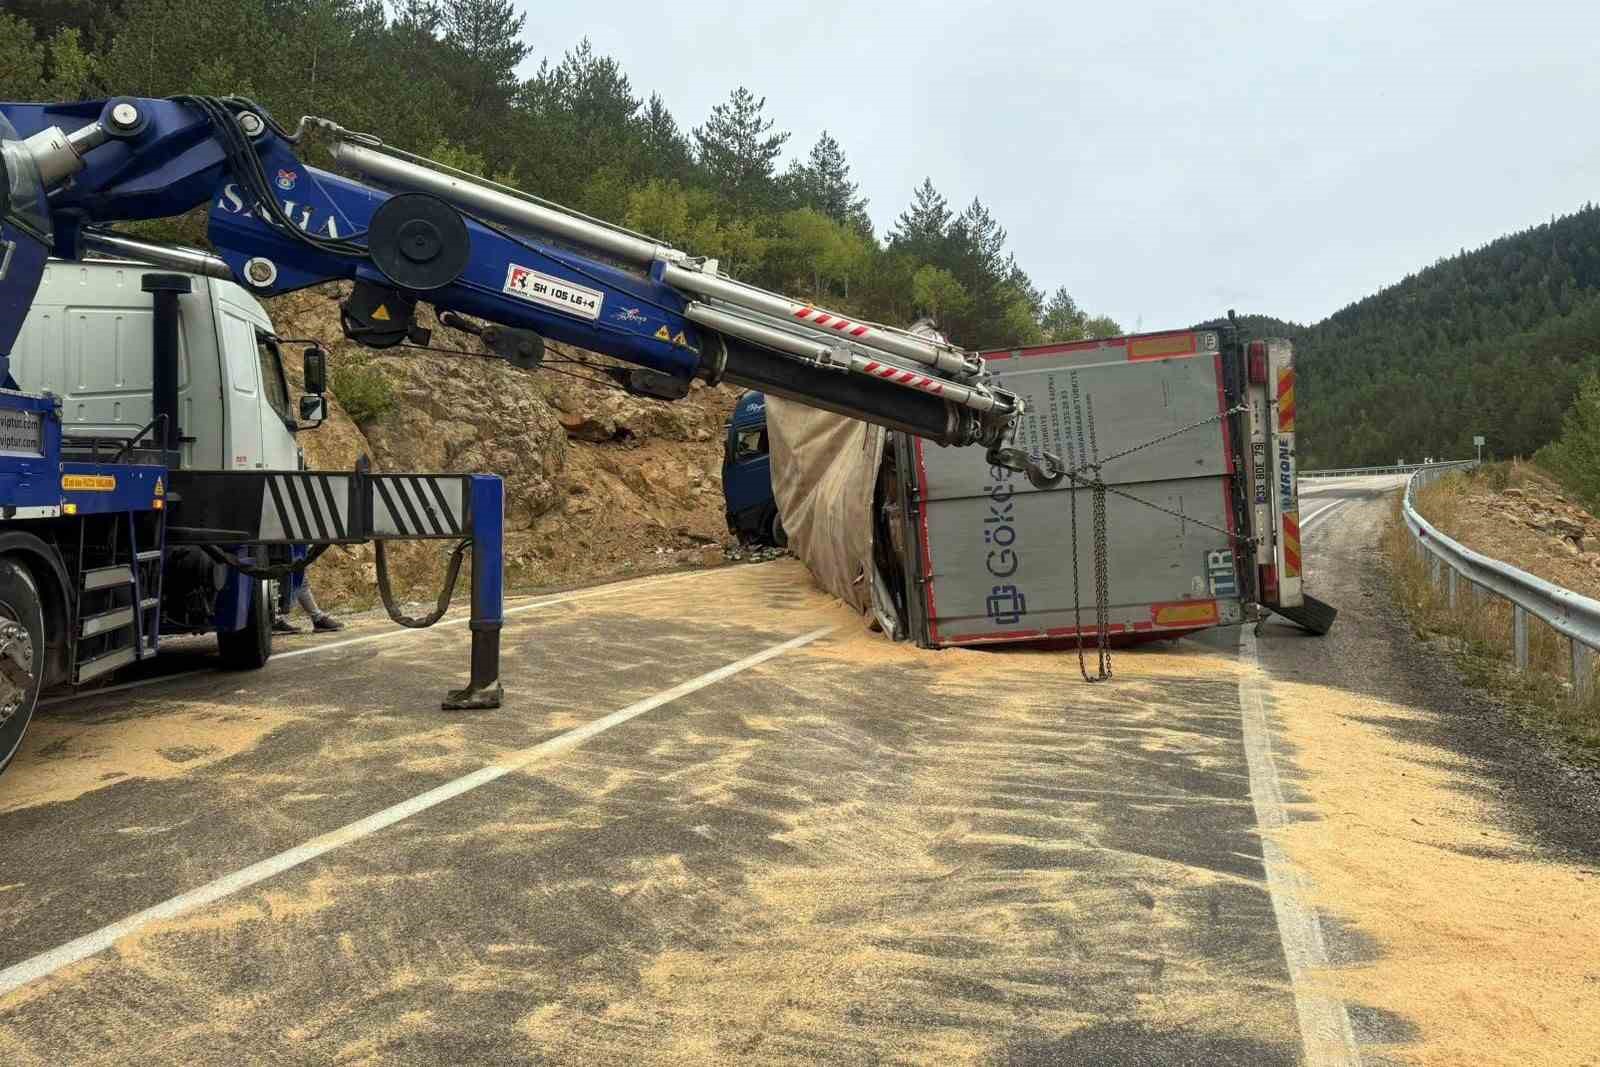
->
905, 329, 1249, 646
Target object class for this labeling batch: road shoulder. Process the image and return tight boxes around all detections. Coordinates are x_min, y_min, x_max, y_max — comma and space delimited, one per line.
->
1254, 482, 1600, 1066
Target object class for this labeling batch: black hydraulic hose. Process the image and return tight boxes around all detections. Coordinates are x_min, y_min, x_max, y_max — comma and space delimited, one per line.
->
374, 538, 471, 629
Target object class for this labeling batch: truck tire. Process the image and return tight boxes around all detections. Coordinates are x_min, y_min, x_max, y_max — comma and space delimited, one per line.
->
217, 577, 272, 670
0, 559, 45, 775
766, 510, 788, 549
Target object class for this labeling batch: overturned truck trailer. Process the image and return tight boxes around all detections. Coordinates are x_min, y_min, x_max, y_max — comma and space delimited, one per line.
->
767, 327, 1334, 648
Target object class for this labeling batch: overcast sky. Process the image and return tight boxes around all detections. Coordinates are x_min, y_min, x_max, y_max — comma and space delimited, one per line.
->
514, 0, 1600, 331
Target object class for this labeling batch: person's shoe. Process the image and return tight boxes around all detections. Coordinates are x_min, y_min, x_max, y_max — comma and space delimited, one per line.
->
272, 617, 303, 635
312, 614, 345, 633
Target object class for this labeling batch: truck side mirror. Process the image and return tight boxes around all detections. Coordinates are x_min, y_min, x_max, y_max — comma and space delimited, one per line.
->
302, 345, 328, 395
298, 393, 327, 426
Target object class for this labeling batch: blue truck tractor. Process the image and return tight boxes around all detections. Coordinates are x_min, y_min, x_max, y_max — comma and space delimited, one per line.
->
722, 391, 785, 547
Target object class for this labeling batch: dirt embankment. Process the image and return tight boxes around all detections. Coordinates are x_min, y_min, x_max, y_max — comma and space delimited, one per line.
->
1413, 461, 1600, 599
265, 285, 742, 610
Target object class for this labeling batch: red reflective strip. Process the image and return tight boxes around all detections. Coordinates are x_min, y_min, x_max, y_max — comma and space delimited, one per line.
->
794, 307, 812, 319
944, 629, 1044, 644
815, 314, 833, 326
878, 366, 897, 378
851, 326, 869, 337
897, 371, 915, 383
863, 360, 880, 374
1043, 623, 1129, 637
1001, 338, 1126, 358
831, 320, 851, 330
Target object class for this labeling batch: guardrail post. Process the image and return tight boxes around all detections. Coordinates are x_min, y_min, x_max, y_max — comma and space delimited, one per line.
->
1447, 569, 1458, 610
1430, 554, 1442, 588
1572, 640, 1594, 701
1513, 605, 1529, 669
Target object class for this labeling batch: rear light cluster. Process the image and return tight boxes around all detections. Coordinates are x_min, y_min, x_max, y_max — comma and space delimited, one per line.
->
1247, 341, 1268, 385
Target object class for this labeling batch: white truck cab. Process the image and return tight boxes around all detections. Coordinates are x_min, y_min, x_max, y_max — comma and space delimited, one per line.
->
9, 259, 301, 471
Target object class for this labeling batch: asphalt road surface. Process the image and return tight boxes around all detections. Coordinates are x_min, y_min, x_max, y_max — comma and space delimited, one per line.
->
0, 475, 1527, 1065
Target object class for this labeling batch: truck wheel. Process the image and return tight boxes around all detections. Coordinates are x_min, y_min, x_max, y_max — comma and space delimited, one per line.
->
217, 577, 272, 670
0, 559, 45, 775
766, 510, 788, 549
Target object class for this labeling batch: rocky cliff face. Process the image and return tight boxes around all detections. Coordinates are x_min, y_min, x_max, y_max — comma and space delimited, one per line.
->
266, 284, 740, 611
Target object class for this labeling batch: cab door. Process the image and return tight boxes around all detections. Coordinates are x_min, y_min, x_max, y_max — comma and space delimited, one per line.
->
217, 307, 264, 469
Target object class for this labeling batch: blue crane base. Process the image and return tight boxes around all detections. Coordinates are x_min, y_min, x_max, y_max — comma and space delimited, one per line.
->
168, 469, 506, 711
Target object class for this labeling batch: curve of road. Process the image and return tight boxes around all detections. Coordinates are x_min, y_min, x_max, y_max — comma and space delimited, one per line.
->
0, 474, 1593, 1066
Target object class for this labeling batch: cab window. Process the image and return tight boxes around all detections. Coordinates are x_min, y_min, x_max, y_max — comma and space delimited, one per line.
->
255, 332, 292, 424
735, 427, 768, 461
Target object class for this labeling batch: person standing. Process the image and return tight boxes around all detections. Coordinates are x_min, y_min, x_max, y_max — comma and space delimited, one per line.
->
274, 545, 344, 634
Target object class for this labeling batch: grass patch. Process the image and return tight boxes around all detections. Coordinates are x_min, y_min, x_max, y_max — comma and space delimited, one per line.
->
1383, 481, 1600, 761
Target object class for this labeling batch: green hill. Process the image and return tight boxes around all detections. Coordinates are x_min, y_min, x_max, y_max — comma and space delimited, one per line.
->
1270, 205, 1600, 467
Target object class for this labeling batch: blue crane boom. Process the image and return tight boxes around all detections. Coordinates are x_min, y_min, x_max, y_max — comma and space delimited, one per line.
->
0, 96, 1061, 480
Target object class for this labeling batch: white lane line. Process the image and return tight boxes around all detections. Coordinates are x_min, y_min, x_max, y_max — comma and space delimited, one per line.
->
43, 567, 717, 707
0, 624, 833, 999
1299, 499, 1346, 532
1238, 627, 1361, 1066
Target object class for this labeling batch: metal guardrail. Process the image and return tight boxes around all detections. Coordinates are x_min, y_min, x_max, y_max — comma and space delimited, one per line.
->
1302, 460, 1473, 478
1402, 464, 1597, 698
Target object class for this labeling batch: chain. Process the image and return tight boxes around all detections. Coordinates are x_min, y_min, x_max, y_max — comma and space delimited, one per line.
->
1092, 475, 1112, 680
1052, 400, 1255, 683
1067, 469, 1112, 682
1099, 481, 1253, 545
1074, 404, 1248, 475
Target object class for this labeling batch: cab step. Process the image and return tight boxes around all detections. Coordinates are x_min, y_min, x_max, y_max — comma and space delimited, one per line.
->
74, 646, 137, 684
80, 605, 135, 639
82, 565, 133, 591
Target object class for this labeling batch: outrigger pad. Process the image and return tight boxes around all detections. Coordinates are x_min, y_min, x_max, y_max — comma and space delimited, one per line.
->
1271, 593, 1338, 636
443, 682, 503, 711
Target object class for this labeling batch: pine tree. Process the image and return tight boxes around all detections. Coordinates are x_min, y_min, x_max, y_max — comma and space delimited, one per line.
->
1041, 287, 1087, 341
889, 178, 952, 253
787, 131, 871, 235
638, 92, 693, 179
436, 0, 530, 148
692, 87, 789, 209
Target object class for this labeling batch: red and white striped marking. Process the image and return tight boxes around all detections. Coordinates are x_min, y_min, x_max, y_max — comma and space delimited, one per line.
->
862, 360, 945, 395
794, 306, 871, 338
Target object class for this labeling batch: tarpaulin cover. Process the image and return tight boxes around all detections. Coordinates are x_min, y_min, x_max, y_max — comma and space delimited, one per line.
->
764, 395, 884, 614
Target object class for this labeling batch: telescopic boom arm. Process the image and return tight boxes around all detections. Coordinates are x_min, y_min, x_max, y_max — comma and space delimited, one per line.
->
0, 96, 1063, 485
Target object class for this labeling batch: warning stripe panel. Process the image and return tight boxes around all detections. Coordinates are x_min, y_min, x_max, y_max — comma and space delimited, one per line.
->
795, 306, 872, 339
259, 474, 351, 543
1282, 511, 1302, 577
1277, 368, 1296, 432
370, 476, 465, 539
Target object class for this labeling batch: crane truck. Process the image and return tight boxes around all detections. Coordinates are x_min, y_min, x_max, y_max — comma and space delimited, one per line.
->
0, 94, 1063, 776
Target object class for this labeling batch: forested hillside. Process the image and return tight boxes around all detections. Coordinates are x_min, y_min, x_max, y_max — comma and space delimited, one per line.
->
1287, 206, 1600, 467
11, 3, 1598, 469
0, 0, 1118, 349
